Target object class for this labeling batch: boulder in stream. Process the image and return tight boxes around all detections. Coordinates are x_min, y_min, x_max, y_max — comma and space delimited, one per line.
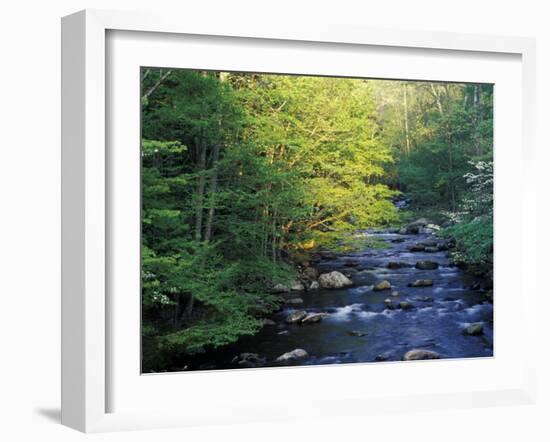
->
403, 349, 440, 361
275, 348, 309, 364
285, 310, 307, 324
463, 322, 484, 336
373, 280, 392, 291
409, 244, 426, 252
301, 312, 329, 324
318, 271, 353, 289
415, 261, 439, 270
309, 281, 320, 290
272, 283, 290, 293
399, 301, 414, 310
408, 279, 433, 287
424, 246, 439, 253
291, 281, 305, 291
231, 353, 266, 368
387, 261, 410, 269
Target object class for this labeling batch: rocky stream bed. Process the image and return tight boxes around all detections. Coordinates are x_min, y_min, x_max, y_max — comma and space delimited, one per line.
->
172, 220, 494, 371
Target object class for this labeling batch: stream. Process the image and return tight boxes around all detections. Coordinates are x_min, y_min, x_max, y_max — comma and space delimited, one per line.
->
175, 229, 493, 371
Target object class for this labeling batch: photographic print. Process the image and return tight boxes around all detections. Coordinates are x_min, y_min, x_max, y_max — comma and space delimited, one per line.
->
141, 68, 493, 373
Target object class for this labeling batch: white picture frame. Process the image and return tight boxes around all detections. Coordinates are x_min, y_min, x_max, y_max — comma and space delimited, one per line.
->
61, 9, 537, 433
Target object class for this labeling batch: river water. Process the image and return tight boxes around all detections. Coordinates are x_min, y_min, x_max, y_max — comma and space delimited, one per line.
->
175, 229, 493, 371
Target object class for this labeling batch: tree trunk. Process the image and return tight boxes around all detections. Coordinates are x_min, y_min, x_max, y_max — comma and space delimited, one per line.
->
204, 143, 221, 242
195, 142, 207, 241
403, 83, 411, 155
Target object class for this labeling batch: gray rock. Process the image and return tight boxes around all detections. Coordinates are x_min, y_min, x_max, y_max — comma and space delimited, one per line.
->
275, 348, 309, 364
231, 353, 266, 368
463, 322, 484, 336
285, 310, 307, 324
373, 280, 392, 291
309, 281, 320, 290
403, 349, 440, 361
301, 312, 329, 324
290, 281, 305, 291
424, 246, 439, 253
347, 330, 368, 337
272, 283, 290, 293
391, 290, 401, 297
408, 279, 433, 287
418, 240, 437, 247
318, 271, 353, 289
386, 261, 410, 269
409, 245, 425, 252
262, 319, 276, 326
399, 301, 413, 310
415, 261, 439, 270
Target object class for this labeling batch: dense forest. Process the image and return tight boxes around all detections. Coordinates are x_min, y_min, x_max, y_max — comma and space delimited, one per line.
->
141, 68, 493, 371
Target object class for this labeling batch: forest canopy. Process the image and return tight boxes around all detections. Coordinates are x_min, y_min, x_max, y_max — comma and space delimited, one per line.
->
141, 69, 493, 371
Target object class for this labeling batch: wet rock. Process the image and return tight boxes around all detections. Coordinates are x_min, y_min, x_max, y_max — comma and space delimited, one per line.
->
272, 283, 290, 293
402, 218, 430, 234
418, 240, 437, 248
286, 298, 304, 305
424, 246, 439, 253
347, 330, 368, 337
415, 261, 439, 270
383, 298, 393, 305
277, 330, 290, 336
408, 279, 433, 287
231, 353, 266, 368
342, 268, 359, 277
301, 312, 329, 324
285, 310, 307, 324
391, 290, 401, 297
318, 271, 353, 289
309, 281, 320, 290
403, 349, 440, 361
291, 281, 305, 291
262, 319, 276, 326
409, 244, 426, 252
373, 280, 392, 291
386, 261, 410, 269
275, 348, 309, 364
399, 301, 413, 310
463, 322, 484, 336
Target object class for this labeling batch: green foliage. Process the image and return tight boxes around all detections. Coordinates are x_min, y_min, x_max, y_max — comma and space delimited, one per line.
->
441, 217, 493, 269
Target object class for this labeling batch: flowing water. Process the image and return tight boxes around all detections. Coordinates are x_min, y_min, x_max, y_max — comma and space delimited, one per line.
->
175, 230, 493, 371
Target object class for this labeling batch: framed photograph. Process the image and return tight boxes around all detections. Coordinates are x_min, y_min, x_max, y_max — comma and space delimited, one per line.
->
61, 9, 537, 432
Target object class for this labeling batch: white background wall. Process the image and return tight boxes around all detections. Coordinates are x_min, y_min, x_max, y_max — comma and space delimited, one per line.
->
0, 1, 547, 440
